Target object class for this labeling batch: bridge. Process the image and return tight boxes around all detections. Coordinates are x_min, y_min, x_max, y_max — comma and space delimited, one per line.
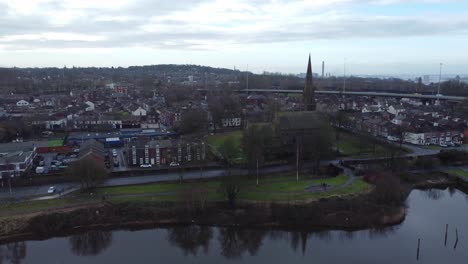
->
197, 88, 466, 101
235, 89, 467, 101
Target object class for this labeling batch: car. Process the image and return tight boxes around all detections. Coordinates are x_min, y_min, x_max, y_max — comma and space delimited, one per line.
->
47, 186, 56, 194
439, 143, 448, 148
140, 164, 152, 168
169, 162, 180, 167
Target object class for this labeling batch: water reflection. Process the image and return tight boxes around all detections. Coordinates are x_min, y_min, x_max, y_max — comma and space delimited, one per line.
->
0, 242, 26, 264
367, 226, 398, 240
166, 225, 213, 256
69, 231, 112, 256
424, 189, 445, 200
218, 228, 267, 259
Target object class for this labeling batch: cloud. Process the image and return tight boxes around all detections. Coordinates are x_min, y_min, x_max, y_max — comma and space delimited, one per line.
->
0, 0, 466, 52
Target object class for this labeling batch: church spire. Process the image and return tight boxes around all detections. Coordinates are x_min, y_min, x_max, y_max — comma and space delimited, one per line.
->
303, 54, 315, 111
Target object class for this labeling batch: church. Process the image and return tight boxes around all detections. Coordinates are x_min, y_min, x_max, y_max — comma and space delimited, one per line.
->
278, 55, 325, 147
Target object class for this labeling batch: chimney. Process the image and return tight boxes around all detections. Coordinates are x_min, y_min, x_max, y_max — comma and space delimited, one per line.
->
322, 61, 325, 78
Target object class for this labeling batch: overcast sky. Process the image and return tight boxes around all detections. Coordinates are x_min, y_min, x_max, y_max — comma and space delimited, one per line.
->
1, 0, 467, 75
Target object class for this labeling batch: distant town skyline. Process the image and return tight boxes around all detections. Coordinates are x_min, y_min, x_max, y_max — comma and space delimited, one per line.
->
1, 0, 467, 75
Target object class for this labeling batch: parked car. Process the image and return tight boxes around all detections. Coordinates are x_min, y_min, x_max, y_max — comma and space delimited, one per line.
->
36, 166, 45, 174
439, 142, 448, 148
169, 162, 180, 167
47, 186, 56, 194
386, 136, 400, 142
140, 164, 152, 168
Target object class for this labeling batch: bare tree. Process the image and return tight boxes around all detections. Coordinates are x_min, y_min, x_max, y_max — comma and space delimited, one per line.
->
67, 157, 108, 191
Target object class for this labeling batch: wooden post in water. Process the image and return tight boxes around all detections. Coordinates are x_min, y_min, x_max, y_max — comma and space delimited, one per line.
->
417, 238, 421, 261
454, 228, 459, 250
445, 224, 448, 246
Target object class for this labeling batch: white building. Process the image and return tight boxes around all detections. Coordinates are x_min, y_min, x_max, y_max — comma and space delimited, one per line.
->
388, 105, 405, 115
132, 106, 147, 116
85, 101, 95, 112
16, 100, 30, 107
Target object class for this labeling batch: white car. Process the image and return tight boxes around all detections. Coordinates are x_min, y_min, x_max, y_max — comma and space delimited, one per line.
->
47, 186, 56, 194
140, 164, 152, 168
169, 162, 180, 167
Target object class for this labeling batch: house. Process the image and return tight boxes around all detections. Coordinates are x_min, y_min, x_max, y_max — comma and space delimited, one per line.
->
76, 140, 107, 168
132, 106, 147, 117
16, 100, 30, 107
361, 105, 382, 113
391, 115, 406, 126
388, 105, 405, 115
85, 101, 95, 112
404, 131, 426, 145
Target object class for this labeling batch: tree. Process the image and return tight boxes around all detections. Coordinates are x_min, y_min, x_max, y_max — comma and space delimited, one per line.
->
372, 174, 406, 206
178, 183, 210, 213
301, 119, 335, 174
178, 109, 208, 135
242, 124, 274, 185
208, 90, 241, 132
221, 175, 242, 208
331, 111, 348, 154
266, 99, 281, 122
67, 157, 108, 191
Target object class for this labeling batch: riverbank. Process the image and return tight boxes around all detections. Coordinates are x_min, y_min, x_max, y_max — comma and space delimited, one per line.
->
0, 171, 466, 244
0, 196, 405, 244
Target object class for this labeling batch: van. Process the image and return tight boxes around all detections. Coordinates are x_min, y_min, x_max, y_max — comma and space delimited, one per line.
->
36, 167, 45, 174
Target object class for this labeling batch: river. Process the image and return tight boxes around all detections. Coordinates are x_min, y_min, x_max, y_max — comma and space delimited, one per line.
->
1, 189, 467, 263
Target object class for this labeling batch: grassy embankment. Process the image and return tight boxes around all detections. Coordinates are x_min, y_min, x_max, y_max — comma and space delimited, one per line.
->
0, 174, 371, 216
447, 169, 468, 180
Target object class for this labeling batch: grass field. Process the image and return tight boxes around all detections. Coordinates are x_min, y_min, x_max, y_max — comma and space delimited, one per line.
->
48, 139, 64, 147
337, 132, 403, 157
254, 174, 348, 193
207, 130, 244, 163
447, 169, 468, 180
239, 178, 370, 201
94, 173, 369, 203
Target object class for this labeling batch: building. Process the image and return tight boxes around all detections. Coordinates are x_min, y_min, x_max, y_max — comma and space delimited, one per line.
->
303, 55, 315, 111
16, 100, 30, 107
131, 106, 147, 116
388, 105, 405, 115
84, 101, 95, 112
0, 142, 37, 178
126, 139, 206, 167
74, 140, 108, 169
